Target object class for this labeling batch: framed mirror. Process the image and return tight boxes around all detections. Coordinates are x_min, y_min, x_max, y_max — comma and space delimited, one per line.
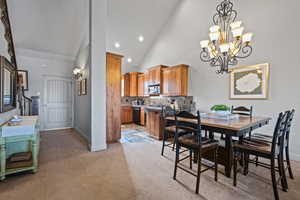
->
0, 0, 18, 113
0, 56, 16, 112
0, 0, 17, 68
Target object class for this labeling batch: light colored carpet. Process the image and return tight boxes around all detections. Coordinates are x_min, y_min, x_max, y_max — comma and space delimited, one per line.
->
0, 128, 299, 200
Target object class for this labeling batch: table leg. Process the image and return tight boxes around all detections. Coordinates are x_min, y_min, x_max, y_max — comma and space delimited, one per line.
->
209, 131, 214, 140
0, 144, 6, 181
32, 140, 38, 173
225, 135, 233, 178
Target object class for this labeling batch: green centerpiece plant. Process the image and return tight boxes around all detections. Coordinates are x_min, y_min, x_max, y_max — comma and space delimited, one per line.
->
210, 105, 231, 112
210, 105, 231, 116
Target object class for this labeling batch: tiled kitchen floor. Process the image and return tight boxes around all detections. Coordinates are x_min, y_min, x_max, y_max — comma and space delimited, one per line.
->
121, 124, 155, 143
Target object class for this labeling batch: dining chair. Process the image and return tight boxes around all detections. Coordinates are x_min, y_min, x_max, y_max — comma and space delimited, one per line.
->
219, 106, 254, 140
161, 105, 188, 156
251, 109, 295, 180
231, 106, 253, 117
173, 110, 219, 194
233, 111, 290, 200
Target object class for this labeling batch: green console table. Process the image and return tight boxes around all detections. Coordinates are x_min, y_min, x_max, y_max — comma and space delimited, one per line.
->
0, 116, 40, 181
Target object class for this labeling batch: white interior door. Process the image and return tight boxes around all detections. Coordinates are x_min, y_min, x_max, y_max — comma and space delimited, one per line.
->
43, 76, 73, 130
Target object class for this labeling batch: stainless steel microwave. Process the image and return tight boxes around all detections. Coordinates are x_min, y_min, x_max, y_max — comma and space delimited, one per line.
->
148, 85, 160, 96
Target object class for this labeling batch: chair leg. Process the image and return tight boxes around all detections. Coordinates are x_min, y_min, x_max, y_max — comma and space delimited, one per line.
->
195, 151, 202, 194
243, 153, 249, 175
286, 145, 294, 179
161, 132, 166, 156
189, 150, 193, 169
277, 154, 287, 192
271, 158, 280, 200
214, 148, 218, 182
255, 156, 258, 166
173, 143, 180, 180
279, 153, 288, 191
233, 153, 237, 187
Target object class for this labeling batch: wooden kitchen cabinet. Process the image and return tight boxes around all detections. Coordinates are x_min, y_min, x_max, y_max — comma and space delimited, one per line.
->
137, 74, 144, 97
121, 106, 133, 124
148, 65, 168, 86
122, 73, 130, 97
144, 72, 149, 96
146, 111, 163, 140
106, 52, 123, 143
129, 72, 138, 96
162, 64, 189, 96
140, 107, 146, 126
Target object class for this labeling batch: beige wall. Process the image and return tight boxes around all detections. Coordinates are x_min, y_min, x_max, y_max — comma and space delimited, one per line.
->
140, 0, 300, 159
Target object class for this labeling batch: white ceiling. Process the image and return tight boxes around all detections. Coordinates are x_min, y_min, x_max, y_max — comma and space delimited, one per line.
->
7, 0, 180, 71
7, 0, 89, 59
107, 0, 181, 72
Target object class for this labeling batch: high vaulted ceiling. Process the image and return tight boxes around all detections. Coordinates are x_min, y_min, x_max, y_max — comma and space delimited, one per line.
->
8, 0, 89, 59
107, 0, 181, 72
7, 0, 180, 71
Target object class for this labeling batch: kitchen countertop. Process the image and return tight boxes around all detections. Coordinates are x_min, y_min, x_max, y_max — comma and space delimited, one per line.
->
121, 104, 148, 108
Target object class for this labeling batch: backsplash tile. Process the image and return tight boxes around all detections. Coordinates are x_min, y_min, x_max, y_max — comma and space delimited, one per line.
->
121, 96, 194, 111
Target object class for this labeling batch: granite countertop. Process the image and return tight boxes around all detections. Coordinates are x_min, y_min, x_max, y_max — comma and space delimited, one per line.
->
121, 104, 147, 107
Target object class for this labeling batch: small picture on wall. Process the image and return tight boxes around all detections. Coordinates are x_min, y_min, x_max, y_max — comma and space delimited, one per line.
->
17, 70, 29, 91
230, 63, 269, 100
77, 80, 81, 96
81, 79, 87, 95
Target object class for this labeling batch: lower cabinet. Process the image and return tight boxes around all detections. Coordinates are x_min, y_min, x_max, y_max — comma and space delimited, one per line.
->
146, 111, 163, 140
140, 107, 145, 126
121, 106, 133, 124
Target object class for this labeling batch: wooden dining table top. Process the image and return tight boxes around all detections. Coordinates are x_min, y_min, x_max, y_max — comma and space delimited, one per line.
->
165, 115, 272, 131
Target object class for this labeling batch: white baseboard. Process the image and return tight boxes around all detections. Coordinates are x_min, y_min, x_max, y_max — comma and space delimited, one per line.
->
41, 127, 73, 131
90, 143, 107, 152
74, 126, 91, 143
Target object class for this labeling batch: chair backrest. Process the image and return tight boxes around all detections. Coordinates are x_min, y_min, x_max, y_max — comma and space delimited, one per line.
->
231, 106, 253, 117
174, 110, 201, 144
285, 109, 295, 141
161, 105, 176, 127
271, 111, 290, 156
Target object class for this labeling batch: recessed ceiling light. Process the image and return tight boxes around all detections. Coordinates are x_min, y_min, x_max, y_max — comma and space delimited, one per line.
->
138, 35, 144, 42
127, 58, 132, 63
114, 42, 120, 48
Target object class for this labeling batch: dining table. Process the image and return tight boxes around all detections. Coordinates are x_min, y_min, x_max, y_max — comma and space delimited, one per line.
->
166, 114, 272, 177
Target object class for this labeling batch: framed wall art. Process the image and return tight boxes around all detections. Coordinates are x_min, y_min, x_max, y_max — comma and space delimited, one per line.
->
229, 63, 270, 100
17, 70, 29, 91
81, 78, 87, 95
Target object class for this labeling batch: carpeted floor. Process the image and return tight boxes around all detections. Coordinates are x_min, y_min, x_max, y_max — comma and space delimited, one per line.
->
0, 128, 299, 200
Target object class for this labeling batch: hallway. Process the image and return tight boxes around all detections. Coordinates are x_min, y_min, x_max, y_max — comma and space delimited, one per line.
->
0, 129, 299, 200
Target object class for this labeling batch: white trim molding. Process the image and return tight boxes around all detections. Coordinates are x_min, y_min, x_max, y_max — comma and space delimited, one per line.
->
16, 48, 75, 63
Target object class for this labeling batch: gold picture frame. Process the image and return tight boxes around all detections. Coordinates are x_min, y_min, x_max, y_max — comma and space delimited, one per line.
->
229, 63, 270, 100
81, 78, 87, 95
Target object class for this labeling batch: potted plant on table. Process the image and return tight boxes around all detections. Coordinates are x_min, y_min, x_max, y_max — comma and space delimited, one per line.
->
210, 105, 231, 116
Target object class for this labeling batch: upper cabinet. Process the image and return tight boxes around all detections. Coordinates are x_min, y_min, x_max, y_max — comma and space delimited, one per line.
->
121, 73, 130, 97
148, 65, 168, 86
121, 64, 188, 97
162, 65, 189, 96
143, 72, 149, 96
137, 74, 145, 97
129, 72, 138, 97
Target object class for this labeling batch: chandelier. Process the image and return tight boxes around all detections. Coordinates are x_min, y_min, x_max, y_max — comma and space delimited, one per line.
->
200, 0, 253, 74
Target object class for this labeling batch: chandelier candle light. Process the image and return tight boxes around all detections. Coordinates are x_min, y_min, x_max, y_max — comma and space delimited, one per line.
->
200, 0, 253, 74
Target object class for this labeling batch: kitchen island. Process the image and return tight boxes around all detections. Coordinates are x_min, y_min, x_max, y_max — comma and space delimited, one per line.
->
144, 106, 164, 140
